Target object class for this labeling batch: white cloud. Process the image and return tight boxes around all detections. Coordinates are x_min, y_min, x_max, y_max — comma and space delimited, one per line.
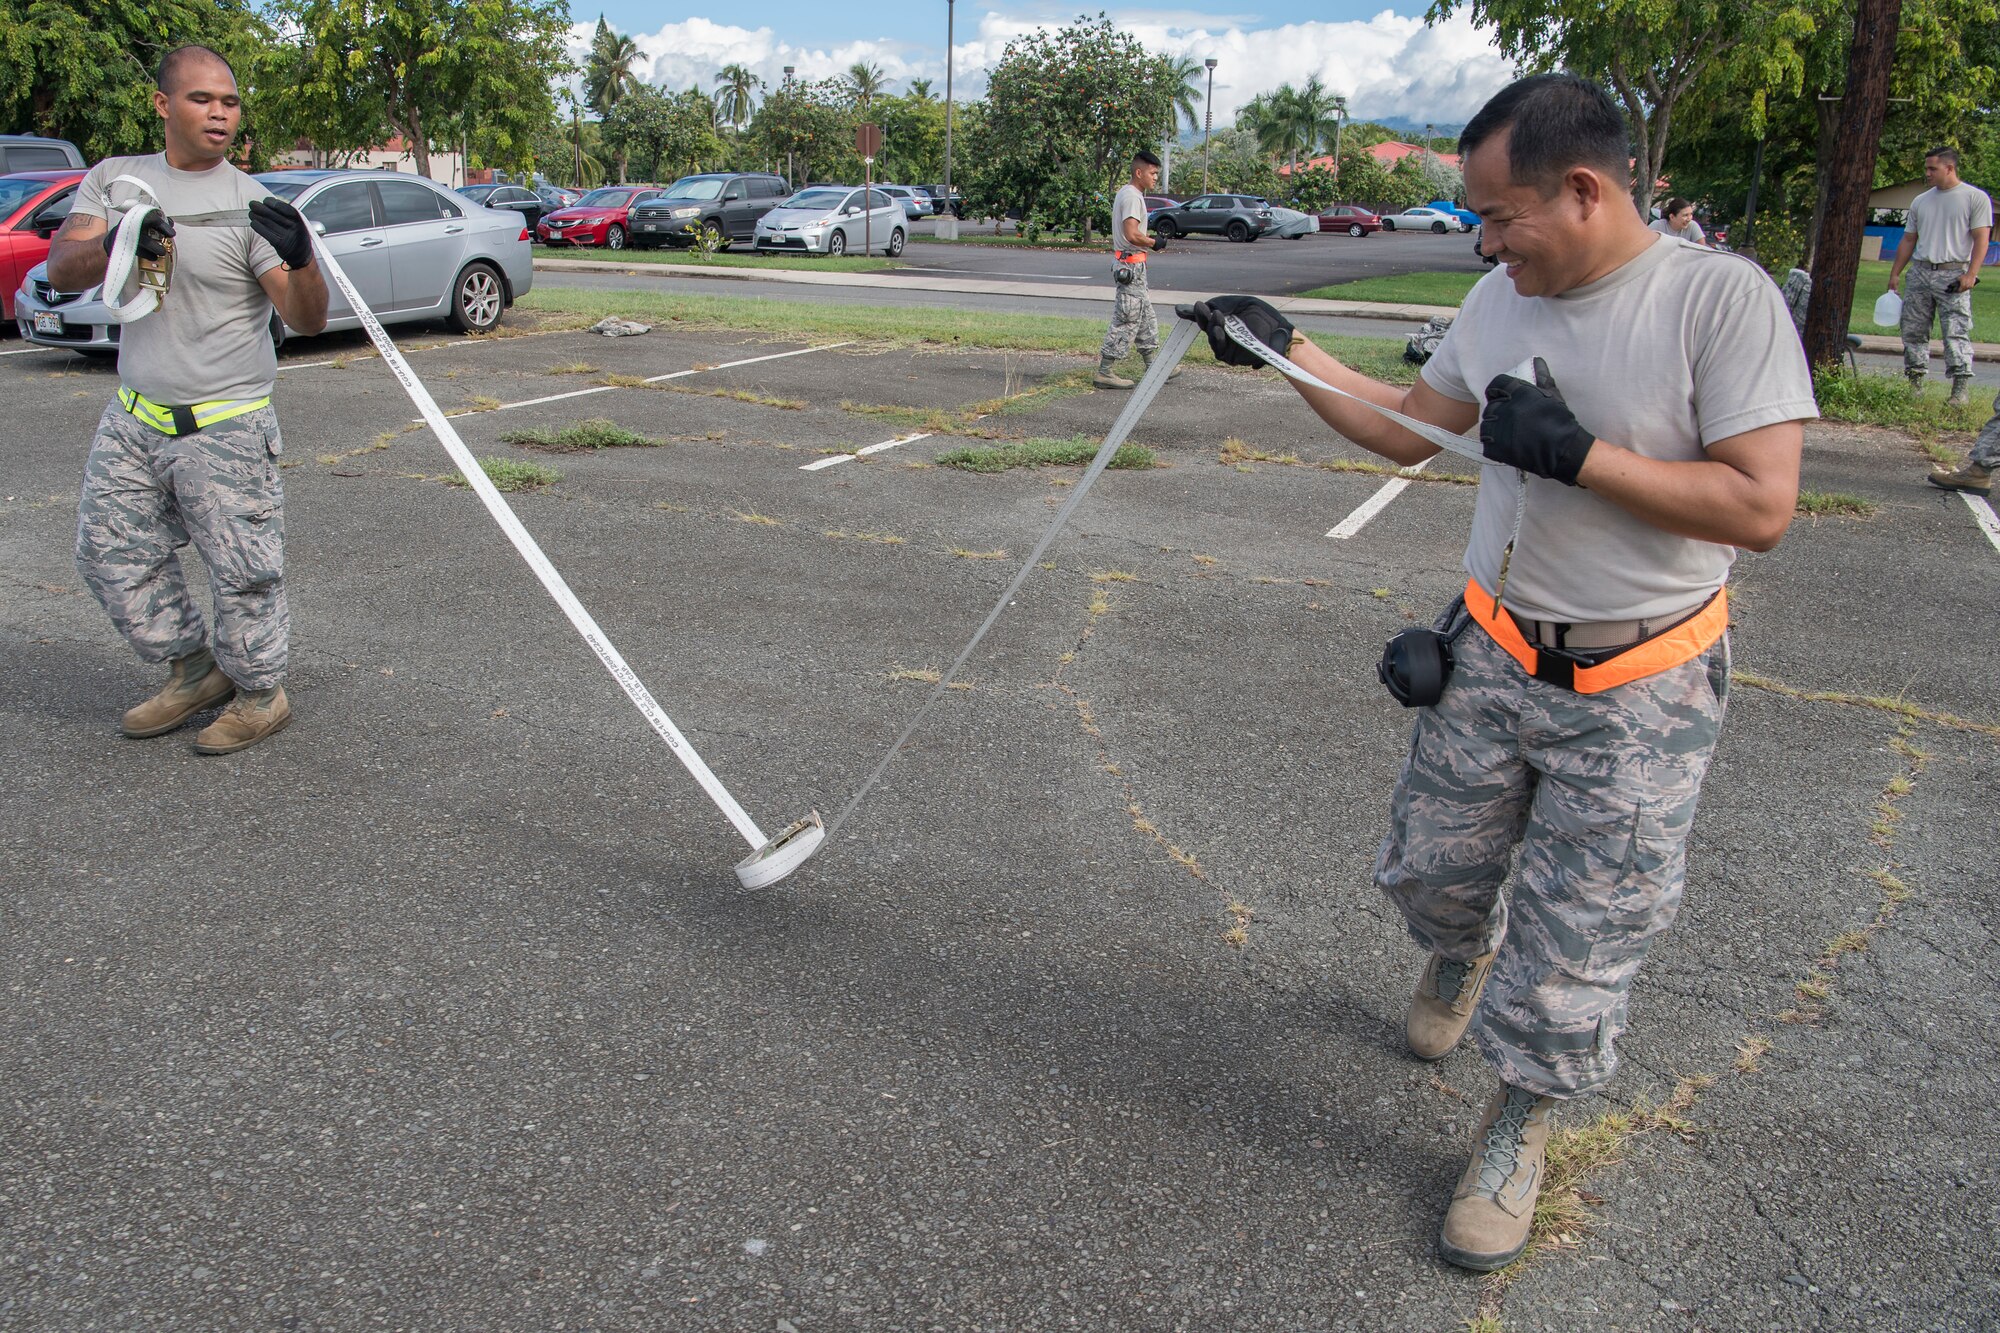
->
573, 7, 1515, 126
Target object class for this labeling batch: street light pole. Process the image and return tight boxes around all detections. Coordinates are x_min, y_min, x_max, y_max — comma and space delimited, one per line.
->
940, 0, 958, 238
1202, 57, 1217, 193
1331, 96, 1345, 182
783, 65, 795, 187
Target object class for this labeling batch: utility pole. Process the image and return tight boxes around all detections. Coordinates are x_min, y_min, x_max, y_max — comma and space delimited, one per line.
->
1331, 95, 1346, 184
1202, 57, 1217, 193
1805, 0, 1903, 368
783, 65, 796, 188
940, 0, 958, 238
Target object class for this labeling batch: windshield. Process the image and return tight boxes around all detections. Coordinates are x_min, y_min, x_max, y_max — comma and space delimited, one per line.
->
254, 175, 314, 200
782, 189, 848, 211
578, 188, 640, 207
663, 177, 725, 200
0, 178, 51, 217
459, 185, 499, 200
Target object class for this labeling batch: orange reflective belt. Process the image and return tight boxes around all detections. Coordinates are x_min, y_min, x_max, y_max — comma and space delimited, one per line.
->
1115, 249, 1148, 263
1462, 577, 1728, 694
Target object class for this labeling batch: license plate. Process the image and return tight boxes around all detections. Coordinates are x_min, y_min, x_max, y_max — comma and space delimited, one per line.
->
641, 223, 656, 231
33, 312, 62, 335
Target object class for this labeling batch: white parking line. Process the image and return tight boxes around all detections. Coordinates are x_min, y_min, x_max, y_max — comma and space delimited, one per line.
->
1963, 491, 2000, 554
1326, 460, 1431, 540
419, 341, 853, 420
803, 431, 933, 471
1, 346, 57, 356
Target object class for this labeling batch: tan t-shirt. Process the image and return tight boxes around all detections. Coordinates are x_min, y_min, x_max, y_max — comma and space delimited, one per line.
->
1419, 233, 1818, 623
73, 154, 284, 404
1905, 182, 1994, 264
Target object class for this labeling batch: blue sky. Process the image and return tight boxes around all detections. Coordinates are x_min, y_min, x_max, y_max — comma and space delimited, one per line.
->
569, 2, 1515, 128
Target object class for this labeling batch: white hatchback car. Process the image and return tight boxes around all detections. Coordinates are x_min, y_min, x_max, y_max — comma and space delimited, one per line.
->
1380, 206, 1468, 234
753, 186, 908, 256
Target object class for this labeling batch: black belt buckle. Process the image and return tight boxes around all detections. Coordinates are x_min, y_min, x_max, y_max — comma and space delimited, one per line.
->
169, 404, 199, 435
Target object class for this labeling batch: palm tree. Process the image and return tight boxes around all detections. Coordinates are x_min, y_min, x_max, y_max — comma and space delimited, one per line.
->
1164, 55, 1204, 135
907, 77, 936, 102
845, 60, 891, 110
1252, 85, 1307, 167
1290, 77, 1342, 170
586, 20, 641, 116
714, 63, 761, 133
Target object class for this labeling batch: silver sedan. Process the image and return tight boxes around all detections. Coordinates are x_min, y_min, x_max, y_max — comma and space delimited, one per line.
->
15, 169, 532, 353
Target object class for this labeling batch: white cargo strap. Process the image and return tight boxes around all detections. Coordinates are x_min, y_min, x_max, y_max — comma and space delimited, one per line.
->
304, 228, 821, 883
101, 174, 169, 324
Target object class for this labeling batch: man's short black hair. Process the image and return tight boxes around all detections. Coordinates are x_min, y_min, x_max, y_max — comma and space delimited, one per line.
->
1458, 73, 1629, 196
156, 45, 236, 94
1926, 145, 1961, 168
1134, 149, 1161, 168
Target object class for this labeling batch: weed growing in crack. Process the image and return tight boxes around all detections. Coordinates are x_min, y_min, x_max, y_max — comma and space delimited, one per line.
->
502, 418, 661, 452
447, 458, 560, 491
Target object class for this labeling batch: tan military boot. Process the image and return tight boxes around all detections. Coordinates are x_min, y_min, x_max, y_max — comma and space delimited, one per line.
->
1946, 376, 1975, 408
1140, 355, 1183, 381
121, 648, 235, 738
193, 686, 292, 755
1092, 366, 1136, 389
1438, 1083, 1558, 1272
1927, 462, 1992, 494
1407, 949, 1496, 1061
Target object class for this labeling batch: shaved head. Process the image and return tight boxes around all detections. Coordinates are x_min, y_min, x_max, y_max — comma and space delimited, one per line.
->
155, 44, 235, 95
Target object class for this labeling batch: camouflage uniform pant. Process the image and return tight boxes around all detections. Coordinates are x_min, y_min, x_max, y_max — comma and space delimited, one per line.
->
76, 399, 288, 691
1901, 263, 1975, 381
1099, 262, 1159, 364
1969, 406, 2000, 470
1374, 619, 1729, 1099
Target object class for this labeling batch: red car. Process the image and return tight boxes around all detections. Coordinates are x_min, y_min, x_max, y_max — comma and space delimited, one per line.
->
3, 168, 86, 323
1317, 204, 1381, 237
535, 184, 665, 250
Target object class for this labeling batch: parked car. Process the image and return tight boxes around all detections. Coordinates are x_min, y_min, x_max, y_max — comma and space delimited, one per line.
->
536, 185, 581, 211
1475, 227, 1498, 266
18, 169, 532, 351
1143, 194, 1178, 212
1146, 194, 1275, 242
628, 172, 791, 250
1242, 197, 1319, 239
875, 184, 932, 220
1380, 206, 1468, 234
457, 182, 545, 230
917, 184, 966, 219
1424, 199, 1481, 229
753, 186, 907, 256
1317, 203, 1381, 237
536, 184, 663, 249
0, 134, 84, 173
3, 168, 85, 327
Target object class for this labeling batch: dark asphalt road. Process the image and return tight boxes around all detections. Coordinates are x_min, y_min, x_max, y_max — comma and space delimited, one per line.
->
3, 316, 1996, 1331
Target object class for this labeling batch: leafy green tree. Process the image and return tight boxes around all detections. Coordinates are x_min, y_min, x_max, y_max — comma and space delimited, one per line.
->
1327, 146, 1399, 210
751, 77, 859, 186
1425, 0, 1815, 215
269, 0, 569, 178
0, 0, 272, 160
906, 77, 936, 102
1288, 164, 1342, 210
967, 16, 1175, 239
879, 93, 947, 183
602, 84, 725, 181
531, 101, 607, 188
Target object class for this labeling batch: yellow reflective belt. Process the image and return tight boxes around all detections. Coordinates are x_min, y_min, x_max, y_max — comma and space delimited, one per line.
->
118, 386, 271, 435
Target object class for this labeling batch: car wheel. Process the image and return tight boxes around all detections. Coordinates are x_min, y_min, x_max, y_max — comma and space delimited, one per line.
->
827, 228, 847, 256
887, 226, 905, 257
447, 262, 505, 334
1348, 223, 1365, 237
701, 220, 728, 251
1226, 220, 1249, 242
1432, 220, 1447, 234
1382, 219, 1396, 231
606, 224, 626, 250
1153, 217, 1178, 239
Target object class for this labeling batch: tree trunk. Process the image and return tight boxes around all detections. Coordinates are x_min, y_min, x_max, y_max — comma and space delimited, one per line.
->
1802, 98, 1843, 268
1806, 0, 1904, 368
406, 102, 429, 177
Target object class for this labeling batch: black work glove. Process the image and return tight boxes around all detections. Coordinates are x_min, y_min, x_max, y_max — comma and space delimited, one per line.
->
1480, 357, 1594, 486
105, 211, 175, 261
249, 197, 313, 269
1187, 295, 1295, 368
1150, 234, 1168, 253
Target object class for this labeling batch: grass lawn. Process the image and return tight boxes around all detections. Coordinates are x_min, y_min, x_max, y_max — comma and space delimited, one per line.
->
532, 244, 897, 274
516, 287, 1418, 382
1301, 258, 2000, 342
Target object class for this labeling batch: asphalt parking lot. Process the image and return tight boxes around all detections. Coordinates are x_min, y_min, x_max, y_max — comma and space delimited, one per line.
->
2, 313, 1996, 1331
